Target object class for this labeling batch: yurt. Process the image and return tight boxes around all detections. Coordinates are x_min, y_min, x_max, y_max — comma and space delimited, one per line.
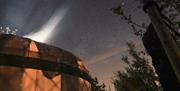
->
0, 33, 93, 91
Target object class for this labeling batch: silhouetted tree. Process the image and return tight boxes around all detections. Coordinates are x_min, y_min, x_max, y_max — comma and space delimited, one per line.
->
93, 77, 106, 91
113, 43, 163, 91
111, 0, 180, 91
111, 0, 180, 37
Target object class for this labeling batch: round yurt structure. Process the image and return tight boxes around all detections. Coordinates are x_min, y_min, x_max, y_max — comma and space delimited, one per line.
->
0, 33, 93, 91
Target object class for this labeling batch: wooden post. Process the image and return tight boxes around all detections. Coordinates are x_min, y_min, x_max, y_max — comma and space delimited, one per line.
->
143, 0, 180, 82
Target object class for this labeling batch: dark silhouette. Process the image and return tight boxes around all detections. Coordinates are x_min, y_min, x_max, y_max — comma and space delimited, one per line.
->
142, 24, 180, 91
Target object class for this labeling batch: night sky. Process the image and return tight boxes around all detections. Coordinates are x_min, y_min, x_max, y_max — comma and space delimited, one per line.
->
0, 0, 150, 89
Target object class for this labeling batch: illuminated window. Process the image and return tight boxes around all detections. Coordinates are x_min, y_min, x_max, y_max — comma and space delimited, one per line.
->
77, 60, 89, 72
22, 69, 61, 91
29, 41, 39, 52
26, 41, 39, 58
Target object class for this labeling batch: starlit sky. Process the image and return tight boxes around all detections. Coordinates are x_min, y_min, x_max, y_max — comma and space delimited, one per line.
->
0, 0, 150, 90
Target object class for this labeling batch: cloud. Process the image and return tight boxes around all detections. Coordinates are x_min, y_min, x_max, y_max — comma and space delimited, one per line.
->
86, 39, 143, 66
87, 46, 128, 66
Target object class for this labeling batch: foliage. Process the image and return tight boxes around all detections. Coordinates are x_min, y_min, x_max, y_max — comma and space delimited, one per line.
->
93, 77, 106, 91
111, 0, 180, 37
113, 43, 163, 91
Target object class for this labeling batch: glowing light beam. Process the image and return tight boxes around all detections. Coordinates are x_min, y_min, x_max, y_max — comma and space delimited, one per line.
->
24, 4, 70, 43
